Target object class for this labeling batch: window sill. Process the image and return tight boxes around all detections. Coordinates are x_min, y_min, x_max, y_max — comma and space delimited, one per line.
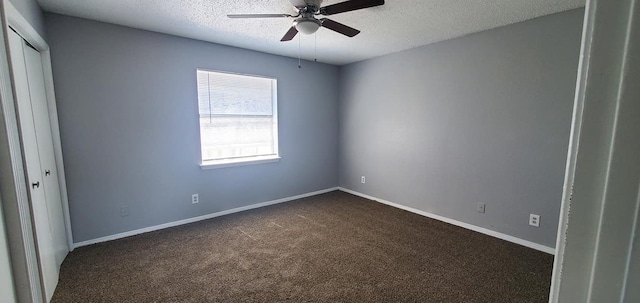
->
200, 155, 280, 170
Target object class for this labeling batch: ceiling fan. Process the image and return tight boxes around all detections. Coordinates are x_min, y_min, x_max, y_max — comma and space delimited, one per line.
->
228, 0, 385, 41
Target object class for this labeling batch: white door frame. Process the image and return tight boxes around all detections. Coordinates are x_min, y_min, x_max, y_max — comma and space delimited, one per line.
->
549, 0, 640, 301
0, 4, 42, 303
0, 1, 73, 302
3, 1, 73, 253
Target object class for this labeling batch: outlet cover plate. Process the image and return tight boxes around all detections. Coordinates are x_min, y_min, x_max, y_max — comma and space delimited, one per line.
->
529, 214, 540, 227
477, 203, 486, 213
192, 194, 199, 204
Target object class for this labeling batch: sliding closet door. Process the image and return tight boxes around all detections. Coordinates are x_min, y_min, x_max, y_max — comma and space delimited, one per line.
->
7, 29, 62, 302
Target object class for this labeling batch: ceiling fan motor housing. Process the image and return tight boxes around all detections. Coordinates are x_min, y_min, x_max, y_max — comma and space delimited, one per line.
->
305, 0, 324, 9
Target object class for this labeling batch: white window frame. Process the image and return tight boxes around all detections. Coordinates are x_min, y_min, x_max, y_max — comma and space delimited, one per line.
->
197, 69, 280, 170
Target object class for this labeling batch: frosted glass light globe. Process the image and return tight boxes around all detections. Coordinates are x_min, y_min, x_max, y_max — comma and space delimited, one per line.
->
295, 19, 321, 34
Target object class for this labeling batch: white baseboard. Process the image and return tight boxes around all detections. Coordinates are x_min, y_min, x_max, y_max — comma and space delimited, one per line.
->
338, 187, 556, 255
74, 186, 555, 255
73, 187, 339, 249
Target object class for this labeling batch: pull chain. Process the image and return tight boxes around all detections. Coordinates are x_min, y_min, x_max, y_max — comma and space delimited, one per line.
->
298, 34, 301, 69
314, 32, 317, 62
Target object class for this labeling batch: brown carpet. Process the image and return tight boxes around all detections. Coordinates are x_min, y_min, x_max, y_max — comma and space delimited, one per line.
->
52, 191, 553, 302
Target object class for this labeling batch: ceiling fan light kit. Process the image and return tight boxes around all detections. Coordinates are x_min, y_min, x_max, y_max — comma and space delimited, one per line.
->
228, 0, 385, 41
295, 18, 321, 35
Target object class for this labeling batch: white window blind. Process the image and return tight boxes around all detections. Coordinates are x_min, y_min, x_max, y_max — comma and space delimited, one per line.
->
197, 70, 278, 164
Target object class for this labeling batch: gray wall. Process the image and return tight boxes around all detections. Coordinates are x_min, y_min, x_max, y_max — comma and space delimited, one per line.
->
8, 0, 45, 37
338, 9, 584, 248
45, 14, 340, 243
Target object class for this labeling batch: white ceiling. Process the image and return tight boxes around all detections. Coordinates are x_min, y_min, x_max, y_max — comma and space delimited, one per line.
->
37, 0, 585, 65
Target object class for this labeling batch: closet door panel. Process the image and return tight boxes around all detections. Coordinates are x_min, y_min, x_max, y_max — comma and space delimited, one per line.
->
23, 43, 68, 267
8, 30, 59, 302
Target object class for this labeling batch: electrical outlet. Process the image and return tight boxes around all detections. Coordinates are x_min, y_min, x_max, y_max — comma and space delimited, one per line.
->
192, 194, 199, 204
120, 205, 129, 217
477, 203, 486, 213
529, 214, 540, 227
361, 176, 366, 184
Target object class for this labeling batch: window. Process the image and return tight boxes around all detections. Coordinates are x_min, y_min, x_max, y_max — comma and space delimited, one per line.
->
197, 70, 279, 169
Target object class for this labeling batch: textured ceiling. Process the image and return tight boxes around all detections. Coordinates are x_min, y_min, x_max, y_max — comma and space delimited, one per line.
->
37, 0, 585, 65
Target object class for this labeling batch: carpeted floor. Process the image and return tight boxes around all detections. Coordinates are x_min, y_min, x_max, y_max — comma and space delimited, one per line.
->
52, 191, 554, 302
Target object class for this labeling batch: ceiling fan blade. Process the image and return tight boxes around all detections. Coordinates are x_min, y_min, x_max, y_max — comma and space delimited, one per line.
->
288, 0, 308, 9
281, 26, 299, 41
320, 18, 360, 37
319, 0, 384, 16
227, 14, 293, 18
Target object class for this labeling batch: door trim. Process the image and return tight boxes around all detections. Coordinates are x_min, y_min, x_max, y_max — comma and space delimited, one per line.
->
0, 3, 43, 303
549, 0, 640, 301
0, 1, 72, 302
4, 1, 73, 251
